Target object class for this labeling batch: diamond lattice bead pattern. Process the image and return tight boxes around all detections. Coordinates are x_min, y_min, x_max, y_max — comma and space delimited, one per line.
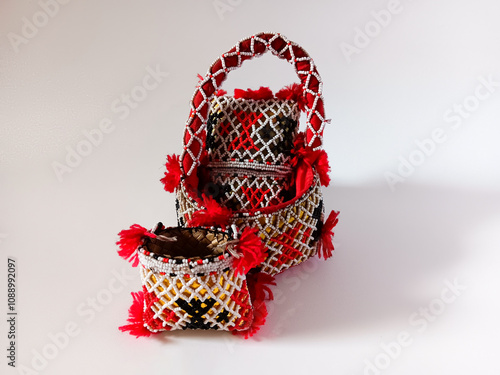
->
205, 96, 298, 210
177, 176, 324, 276
140, 264, 252, 332
209, 169, 289, 211
207, 96, 299, 171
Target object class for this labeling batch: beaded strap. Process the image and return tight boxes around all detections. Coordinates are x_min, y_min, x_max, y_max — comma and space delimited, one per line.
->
181, 32, 327, 177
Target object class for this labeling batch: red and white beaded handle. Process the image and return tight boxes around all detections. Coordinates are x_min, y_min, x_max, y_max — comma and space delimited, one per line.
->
181, 32, 327, 177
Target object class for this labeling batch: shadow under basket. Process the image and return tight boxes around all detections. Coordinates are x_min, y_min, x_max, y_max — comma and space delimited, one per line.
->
119, 226, 273, 337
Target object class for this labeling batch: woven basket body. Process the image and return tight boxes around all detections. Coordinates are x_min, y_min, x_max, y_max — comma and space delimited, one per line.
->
138, 227, 253, 332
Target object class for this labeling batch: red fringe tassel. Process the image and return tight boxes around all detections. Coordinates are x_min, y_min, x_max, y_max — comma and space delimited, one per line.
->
318, 210, 339, 260
234, 86, 274, 100
316, 150, 331, 187
160, 154, 182, 193
119, 291, 152, 338
234, 273, 276, 339
290, 132, 331, 187
275, 83, 306, 111
116, 224, 155, 267
233, 228, 267, 276
188, 195, 233, 228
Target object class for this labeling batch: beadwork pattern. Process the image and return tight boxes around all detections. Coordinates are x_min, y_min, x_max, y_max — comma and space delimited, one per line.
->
177, 175, 324, 275
207, 96, 299, 170
206, 95, 297, 210
140, 266, 252, 332
208, 168, 290, 211
138, 231, 253, 332
138, 249, 233, 277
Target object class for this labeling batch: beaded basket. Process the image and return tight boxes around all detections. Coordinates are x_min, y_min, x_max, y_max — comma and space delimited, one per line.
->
169, 32, 338, 276
117, 224, 274, 337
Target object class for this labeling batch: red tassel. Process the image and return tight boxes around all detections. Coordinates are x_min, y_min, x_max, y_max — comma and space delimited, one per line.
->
233, 228, 267, 276
119, 291, 152, 338
318, 210, 339, 260
247, 272, 275, 302
234, 86, 274, 101
290, 133, 331, 187
290, 132, 309, 167
242, 301, 267, 339
316, 150, 331, 187
234, 273, 275, 339
116, 224, 155, 267
275, 83, 306, 111
160, 154, 182, 193
215, 89, 227, 96
188, 195, 233, 227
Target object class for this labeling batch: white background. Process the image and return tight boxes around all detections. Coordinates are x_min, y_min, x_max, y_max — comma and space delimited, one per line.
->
1, 0, 499, 374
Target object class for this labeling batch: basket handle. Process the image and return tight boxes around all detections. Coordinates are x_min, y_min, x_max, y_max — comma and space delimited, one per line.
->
181, 32, 327, 177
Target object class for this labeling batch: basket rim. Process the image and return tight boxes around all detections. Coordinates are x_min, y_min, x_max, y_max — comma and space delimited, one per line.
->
140, 226, 233, 262
180, 173, 320, 218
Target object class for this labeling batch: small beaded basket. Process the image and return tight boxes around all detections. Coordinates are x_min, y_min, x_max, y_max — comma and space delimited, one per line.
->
117, 223, 274, 337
